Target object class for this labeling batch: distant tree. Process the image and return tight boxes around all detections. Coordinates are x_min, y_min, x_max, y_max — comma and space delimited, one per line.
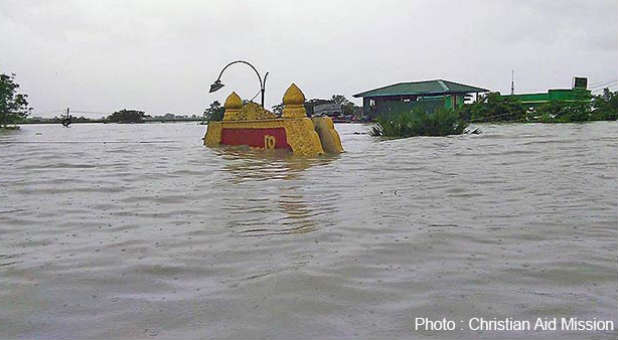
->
0, 73, 32, 127
272, 100, 317, 117
458, 92, 526, 122
74, 116, 93, 123
330, 94, 350, 106
330, 94, 357, 116
591, 88, 618, 121
203, 100, 224, 121
106, 109, 149, 123
304, 98, 331, 116
272, 95, 360, 117
272, 103, 284, 116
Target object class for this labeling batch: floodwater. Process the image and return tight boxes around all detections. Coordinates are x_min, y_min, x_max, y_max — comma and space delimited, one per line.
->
0, 122, 616, 339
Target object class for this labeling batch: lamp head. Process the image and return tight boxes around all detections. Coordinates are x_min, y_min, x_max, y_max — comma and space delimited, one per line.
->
209, 80, 224, 93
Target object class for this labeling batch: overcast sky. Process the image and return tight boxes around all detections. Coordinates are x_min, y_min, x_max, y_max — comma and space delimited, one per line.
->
1, 0, 616, 118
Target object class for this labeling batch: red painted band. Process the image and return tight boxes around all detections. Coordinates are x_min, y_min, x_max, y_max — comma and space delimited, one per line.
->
220, 127, 290, 149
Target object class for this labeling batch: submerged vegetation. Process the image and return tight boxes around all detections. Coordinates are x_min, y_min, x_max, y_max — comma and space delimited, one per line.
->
371, 107, 467, 137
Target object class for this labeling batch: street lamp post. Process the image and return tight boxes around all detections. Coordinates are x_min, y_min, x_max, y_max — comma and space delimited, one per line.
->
209, 60, 269, 108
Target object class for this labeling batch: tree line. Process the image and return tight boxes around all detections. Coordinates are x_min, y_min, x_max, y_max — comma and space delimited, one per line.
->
458, 90, 617, 123
0, 73, 205, 126
371, 89, 617, 138
203, 94, 362, 122
3, 71, 616, 129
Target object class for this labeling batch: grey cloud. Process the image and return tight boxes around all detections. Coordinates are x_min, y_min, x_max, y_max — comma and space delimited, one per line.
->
0, 0, 616, 118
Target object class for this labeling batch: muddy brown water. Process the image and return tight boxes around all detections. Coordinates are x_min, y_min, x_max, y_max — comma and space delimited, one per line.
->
0, 122, 616, 339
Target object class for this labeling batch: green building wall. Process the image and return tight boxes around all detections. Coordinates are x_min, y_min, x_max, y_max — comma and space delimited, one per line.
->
363, 94, 465, 119
506, 88, 591, 108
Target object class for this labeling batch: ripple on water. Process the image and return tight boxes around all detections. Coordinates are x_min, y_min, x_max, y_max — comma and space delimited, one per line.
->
0, 122, 616, 339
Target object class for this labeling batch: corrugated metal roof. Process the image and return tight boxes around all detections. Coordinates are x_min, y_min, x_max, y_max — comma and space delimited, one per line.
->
353, 79, 489, 98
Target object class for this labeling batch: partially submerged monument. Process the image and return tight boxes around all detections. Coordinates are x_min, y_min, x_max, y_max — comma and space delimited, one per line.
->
204, 83, 343, 156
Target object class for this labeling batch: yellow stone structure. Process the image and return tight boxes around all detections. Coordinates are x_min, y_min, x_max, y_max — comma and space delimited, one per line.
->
203, 83, 343, 156
240, 102, 277, 121
312, 116, 344, 154
222, 92, 242, 121
282, 83, 308, 119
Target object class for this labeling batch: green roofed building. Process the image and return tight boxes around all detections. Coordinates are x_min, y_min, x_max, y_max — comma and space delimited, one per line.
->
353, 79, 489, 119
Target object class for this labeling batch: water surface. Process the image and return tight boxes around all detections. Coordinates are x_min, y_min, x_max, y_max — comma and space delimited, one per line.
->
1, 122, 616, 339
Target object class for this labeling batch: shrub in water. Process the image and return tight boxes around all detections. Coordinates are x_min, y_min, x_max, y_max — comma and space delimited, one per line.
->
371, 107, 468, 137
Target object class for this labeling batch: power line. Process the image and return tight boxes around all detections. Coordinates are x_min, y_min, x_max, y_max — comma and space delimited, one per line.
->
591, 82, 617, 90
70, 110, 110, 114
589, 80, 617, 90
592, 85, 617, 94
588, 78, 618, 87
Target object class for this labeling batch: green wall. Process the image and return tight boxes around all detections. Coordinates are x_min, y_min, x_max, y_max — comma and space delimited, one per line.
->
364, 95, 465, 119
507, 88, 591, 108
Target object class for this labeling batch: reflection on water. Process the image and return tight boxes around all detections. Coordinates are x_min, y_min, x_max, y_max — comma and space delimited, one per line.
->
0, 122, 616, 339
214, 146, 340, 236
216, 146, 339, 181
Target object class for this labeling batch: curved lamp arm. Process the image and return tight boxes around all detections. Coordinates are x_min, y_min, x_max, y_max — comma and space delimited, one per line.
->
215, 60, 263, 87
211, 60, 268, 107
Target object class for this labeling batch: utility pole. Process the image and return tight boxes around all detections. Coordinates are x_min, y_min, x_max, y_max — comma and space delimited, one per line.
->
511, 70, 515, 95
62, 107, 72, 127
